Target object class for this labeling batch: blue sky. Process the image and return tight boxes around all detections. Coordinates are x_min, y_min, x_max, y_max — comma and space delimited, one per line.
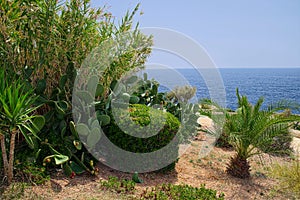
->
91, 0, 300, 68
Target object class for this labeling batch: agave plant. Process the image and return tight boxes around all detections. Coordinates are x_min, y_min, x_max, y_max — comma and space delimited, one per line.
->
223, 88, 300, 178
0, 70, 45, 184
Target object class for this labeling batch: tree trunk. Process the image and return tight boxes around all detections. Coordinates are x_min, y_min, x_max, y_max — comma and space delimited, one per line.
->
226, 154, 250, 179
0, 134, 9, 181
7, 129, 17, 184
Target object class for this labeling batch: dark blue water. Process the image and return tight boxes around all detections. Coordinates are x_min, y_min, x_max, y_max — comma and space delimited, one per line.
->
144, 68, 300, 113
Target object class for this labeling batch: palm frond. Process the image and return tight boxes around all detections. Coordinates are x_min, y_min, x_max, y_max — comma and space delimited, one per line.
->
267, 99, 300, 113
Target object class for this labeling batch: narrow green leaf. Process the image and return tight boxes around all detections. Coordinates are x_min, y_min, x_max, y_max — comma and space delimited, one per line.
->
70, 161, 85, 174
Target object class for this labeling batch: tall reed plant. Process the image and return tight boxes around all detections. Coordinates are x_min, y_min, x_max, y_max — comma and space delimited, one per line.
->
0, 0, 152, 97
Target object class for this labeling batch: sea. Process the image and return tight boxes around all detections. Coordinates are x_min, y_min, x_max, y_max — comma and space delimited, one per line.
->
141, 68, 300, 114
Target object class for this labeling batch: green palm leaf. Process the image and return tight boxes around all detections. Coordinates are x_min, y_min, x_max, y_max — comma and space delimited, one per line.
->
210, 88, 300, 178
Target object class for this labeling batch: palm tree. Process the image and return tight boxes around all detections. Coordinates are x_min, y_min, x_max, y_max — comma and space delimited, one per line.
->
0, 70, 45, 184
223, 89, 300, 178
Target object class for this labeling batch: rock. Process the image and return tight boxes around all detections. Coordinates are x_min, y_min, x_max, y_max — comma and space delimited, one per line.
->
289, 129, 300, 139
291, 137, 300, 157
197, 115, 214, 130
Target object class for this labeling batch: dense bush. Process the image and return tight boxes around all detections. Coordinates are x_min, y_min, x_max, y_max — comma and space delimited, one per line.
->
121, 74, 199, 143
0, 0, 151, 92
0, 0, 152, 179
106, 104, 180, 152
0, 0, 199, 180
107, 72, 199, 147
216, 128, 294, 156
104, 104, 180, 171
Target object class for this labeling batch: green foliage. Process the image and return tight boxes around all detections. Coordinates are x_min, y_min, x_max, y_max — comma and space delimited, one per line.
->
0, 1, 152, 93
104, 104, 180, 171
0, 182, 28, 200
132, 172, 143, 183
0, 69, 45, 184
123, 74, 199, 143
100, 176, 136, 194
260, 124, 293, 156
100, 176, 224, 200
198, 98, 213, 117
130, 74, 198, 129
1, 0, 97, 88
140, 183, 224, 200
122, 73, 181, 119
33, 72, 98, 176
215, 130, 233, 149
106, 104, 180, 151
270, 159, 300, 198
0, 72, 44, 148
0, 0, 152, 178
177, 103, 200, 143
15, 162, 50, 185
200, 103, 212, 110
223, 88, 300, 178
118, 73, 162, 107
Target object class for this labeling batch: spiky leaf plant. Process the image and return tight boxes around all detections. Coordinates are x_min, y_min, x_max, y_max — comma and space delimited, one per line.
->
0, 70, 45, 184
224, 88, 300, 178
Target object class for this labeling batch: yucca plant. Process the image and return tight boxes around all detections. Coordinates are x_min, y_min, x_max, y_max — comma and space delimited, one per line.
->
223, 88, 300, 178
0, 70, 45, 184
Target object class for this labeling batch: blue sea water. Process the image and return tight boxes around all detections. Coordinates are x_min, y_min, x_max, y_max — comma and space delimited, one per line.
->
144, 68, 300, 113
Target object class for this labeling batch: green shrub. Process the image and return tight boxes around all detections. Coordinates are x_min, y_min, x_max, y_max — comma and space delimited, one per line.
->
0, 69, 45, 184
140, 183, 224, 200
208, 88, 300, 178
218, 118, 294, 155
116, 74, 199, 144
100, 176, 224, 200
100, 176, 136, 194
104, 104, 180, 171
0, 0, 152, 177
215, 114, 294, 155
14, 162, 50, 185
0, 0, 152, 93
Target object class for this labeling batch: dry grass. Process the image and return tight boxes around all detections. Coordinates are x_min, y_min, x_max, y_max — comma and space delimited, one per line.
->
269, 157, 300, 199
